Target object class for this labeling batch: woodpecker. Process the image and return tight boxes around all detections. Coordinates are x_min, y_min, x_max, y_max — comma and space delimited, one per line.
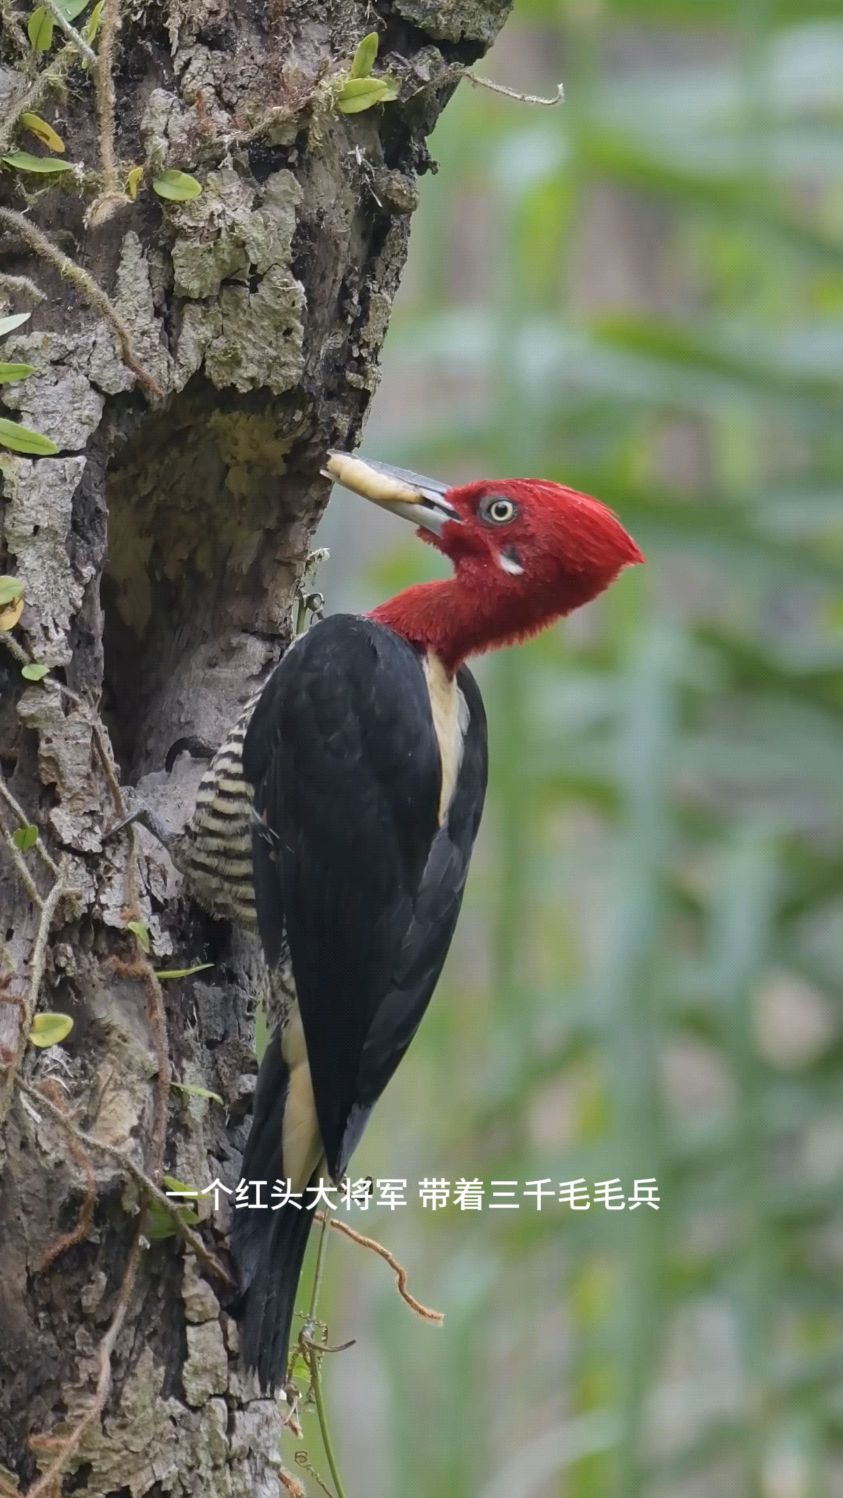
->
169, 451, 642, 1392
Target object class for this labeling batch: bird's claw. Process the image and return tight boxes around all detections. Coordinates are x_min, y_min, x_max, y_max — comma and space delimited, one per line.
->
105, 799, 174, 850
165, 735, 216, 772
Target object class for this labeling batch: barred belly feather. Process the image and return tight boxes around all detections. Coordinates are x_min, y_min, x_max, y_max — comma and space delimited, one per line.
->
173, 695, 261, 926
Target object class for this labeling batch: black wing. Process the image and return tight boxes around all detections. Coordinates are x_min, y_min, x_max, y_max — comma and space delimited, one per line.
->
243, 614, 487, 1180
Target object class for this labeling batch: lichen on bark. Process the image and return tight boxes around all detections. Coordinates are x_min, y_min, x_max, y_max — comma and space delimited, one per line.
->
0, 2, 511, 1493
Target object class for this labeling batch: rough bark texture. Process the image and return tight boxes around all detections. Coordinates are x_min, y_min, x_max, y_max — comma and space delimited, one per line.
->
0, 2, 509, 1492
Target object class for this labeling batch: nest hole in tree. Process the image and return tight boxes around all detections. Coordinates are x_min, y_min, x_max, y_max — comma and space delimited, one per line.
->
100, 378, 315, 782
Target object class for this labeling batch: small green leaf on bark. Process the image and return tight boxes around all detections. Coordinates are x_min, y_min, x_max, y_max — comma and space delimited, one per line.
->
19, 113, 65, 152
30, 1012, 73, 1047
350, 32, 378, 78
0, 595, 23, 631
127, 918, 151, 953
125, 165, 144, 199
146, 1200, 200, 1238
82, 0, 102, 44
1, 151, 74, 174
163, 1175, 200, 1195
147, 1176, 201, 1238
0, 418, 59, 455
27, 7, 54, 51
337, 77, 399, 113
152, 170, 202, 201
337, 77, 397, 113
0, 576, 23, 607
0, 363, 36, 384
156, 962, 214, 980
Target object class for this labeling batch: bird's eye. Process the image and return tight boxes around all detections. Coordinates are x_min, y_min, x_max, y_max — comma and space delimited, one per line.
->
481, 495, 518, 525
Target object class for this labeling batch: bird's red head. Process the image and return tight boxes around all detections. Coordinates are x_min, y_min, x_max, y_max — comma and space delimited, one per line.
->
419, 475, 642, 603
325, 454, 644, 672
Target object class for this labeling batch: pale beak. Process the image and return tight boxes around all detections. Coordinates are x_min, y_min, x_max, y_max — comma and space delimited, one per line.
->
323, 451, 462, 537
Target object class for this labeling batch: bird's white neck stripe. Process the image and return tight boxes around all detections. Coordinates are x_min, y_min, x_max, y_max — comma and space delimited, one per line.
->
423, 651, 468, 825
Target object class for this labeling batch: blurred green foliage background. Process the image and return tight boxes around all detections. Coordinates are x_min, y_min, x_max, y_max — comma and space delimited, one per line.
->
308, 2, 843, 1494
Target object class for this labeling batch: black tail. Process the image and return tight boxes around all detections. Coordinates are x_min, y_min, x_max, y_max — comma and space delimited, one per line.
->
234, 1192, 315, 1392
231, 1030, 317, 1393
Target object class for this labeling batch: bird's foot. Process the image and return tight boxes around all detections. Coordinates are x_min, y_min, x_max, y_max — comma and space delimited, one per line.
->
164, 735, 216, 772
106, 796, 175, 851
105, 740, 215, 849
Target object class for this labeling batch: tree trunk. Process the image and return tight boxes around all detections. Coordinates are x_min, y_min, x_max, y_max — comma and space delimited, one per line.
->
0, 2, 509, 1491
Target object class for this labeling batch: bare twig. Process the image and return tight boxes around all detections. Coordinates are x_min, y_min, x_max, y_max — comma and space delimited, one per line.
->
94, 0, 119, 195
35, 1080, 97, 1270
0, 858, 76, 1098
88, 714, 142, 917
321, 1214, 445, 1323
19, 1078, 234, 1286
90, 715, 126, 818
0, 810, 44, 908
0, 273, 47, 304
459, 69, 564, 107
40, 0, 97, 64
293, 1450, 335, 1498
26, 860, 70, 1018
0, 776, 61, 879
0, 208, 163, 399
144, 966, 170, 1165
0, 630, 31, 667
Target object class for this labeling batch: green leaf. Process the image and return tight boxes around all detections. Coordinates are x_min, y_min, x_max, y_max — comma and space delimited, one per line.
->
57, 0, 90, 18
0, 576, 24, 607
145, 1199, 200, 1239
155, 962, 214, 980
81, 0, 102, 44
170, 1080, 224, 1106
162, 1175, 199, 1195
0, 418, 59, 455
27, 6, 54, 50
125, 164, 143, 200
0, 312, 31, 337
336, 77, 397, 114
0, 363, 36, 384
146, 1175, 200, 1239
19, 113, 64, 152
30, 1011, 73, 1047
151, 170, 202, 202
12, 823, 37, 850
350, 31, 379, 78
1, 151, 74, 175
21, 662, 49, 681
126, 918, 151, 953
0, 595, 23, 631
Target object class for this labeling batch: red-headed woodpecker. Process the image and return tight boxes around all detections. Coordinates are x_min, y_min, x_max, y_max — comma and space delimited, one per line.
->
203, 452, 643, 1391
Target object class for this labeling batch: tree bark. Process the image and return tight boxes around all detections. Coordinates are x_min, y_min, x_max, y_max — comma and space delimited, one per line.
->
0, 2, 509, 1492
